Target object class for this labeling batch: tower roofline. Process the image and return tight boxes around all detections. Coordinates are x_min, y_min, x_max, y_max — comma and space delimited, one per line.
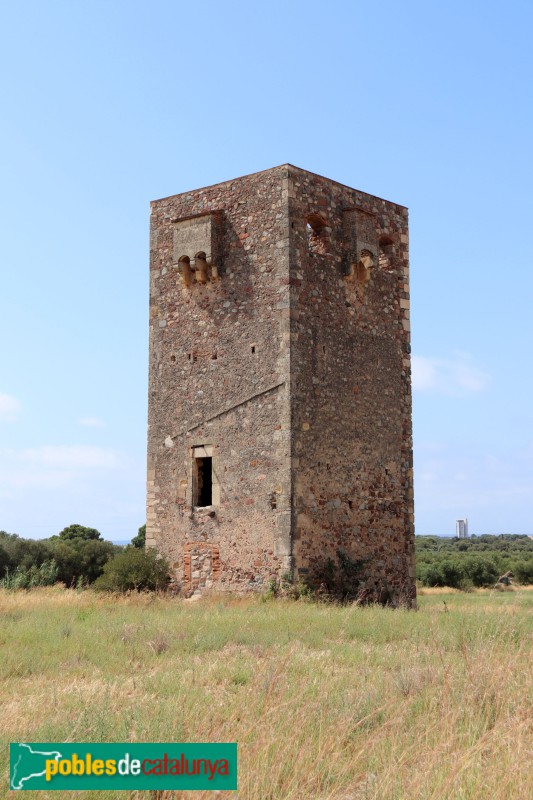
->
151, 164, 408, 210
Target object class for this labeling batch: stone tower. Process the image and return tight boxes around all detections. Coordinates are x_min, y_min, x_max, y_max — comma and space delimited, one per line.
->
147, 165, 415, 602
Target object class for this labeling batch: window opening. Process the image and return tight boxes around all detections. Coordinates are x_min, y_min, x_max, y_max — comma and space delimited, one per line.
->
251, 345, 256, 354
306, 214, 328, 255
194, 457, 212, 507
379, 236, 394, 268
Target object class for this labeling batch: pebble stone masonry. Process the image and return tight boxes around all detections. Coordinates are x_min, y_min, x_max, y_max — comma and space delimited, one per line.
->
147, 165, 416, 603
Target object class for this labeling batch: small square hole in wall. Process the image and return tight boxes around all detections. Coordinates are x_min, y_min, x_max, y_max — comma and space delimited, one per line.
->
251, 345, 256, 354
170, 355, 176, 362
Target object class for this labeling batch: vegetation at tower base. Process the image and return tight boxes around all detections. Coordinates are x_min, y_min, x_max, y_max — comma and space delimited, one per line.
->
93, 547, 170, 592
304, 549, 368, 602
1, 528, 532, 593
415, 534, 533, 588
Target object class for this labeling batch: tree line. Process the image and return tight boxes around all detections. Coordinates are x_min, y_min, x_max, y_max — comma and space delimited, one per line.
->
416, 534, 533, 589
2, 526, 532, 592
0, 523, 168, 591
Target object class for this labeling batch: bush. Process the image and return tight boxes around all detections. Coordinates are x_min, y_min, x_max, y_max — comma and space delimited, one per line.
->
93, 547, 170, 592
512, 558, 533, 584
417, 552, 507, 589
462, 554, 500, 587
306, 550, 366, 602
417, 559, 463, 588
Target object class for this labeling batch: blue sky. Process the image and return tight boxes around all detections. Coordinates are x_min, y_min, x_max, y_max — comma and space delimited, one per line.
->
1, 0, 532, 542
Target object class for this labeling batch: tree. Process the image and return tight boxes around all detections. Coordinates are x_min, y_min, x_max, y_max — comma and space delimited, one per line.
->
0, 531, 52, 575
131, 524, 146, 549
0, 542, 10, 577
56, 524, 102, 541
0, 529, 118, 588
49, 538, 118, 586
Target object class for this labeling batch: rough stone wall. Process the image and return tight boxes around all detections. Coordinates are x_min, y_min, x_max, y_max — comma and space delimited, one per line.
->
147, 165, 415, 601
147, 167, 293, 594
286, 166, 415, 601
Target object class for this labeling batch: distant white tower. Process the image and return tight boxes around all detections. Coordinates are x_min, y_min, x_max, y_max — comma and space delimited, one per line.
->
456, 518, 469, 538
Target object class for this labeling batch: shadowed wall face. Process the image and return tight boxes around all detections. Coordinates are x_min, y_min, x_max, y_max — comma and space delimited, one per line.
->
147, 165, 415, 601
287, 170, 415, 601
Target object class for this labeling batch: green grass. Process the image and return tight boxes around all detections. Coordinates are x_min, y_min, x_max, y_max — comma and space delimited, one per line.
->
1, 587, 532, 799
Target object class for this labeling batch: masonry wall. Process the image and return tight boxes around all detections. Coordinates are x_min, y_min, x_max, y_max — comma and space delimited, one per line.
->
286, 166, 416, 601
147, 164, 415, 601
147, 166, 294, 593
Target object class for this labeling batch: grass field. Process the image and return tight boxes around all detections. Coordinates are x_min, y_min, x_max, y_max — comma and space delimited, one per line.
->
1, 587, 532, 799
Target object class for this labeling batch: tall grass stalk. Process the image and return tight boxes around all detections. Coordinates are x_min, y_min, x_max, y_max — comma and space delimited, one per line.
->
1, 587, 532, 799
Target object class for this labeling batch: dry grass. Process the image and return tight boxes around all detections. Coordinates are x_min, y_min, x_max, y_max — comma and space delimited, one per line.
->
1, 587, 532, 800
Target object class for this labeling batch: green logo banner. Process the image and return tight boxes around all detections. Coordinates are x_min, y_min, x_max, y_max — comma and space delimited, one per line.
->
10, 742, 237, 791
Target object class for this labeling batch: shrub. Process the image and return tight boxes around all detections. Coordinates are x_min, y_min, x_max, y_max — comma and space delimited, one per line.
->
94, 547, 170, 592
462, 555, 500, 587
306, 550, 366, 601
512, 558, 533, 584
417, 559, 463, 588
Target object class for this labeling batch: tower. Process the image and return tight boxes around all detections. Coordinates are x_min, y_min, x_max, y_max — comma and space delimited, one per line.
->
147, 165, 415, 602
